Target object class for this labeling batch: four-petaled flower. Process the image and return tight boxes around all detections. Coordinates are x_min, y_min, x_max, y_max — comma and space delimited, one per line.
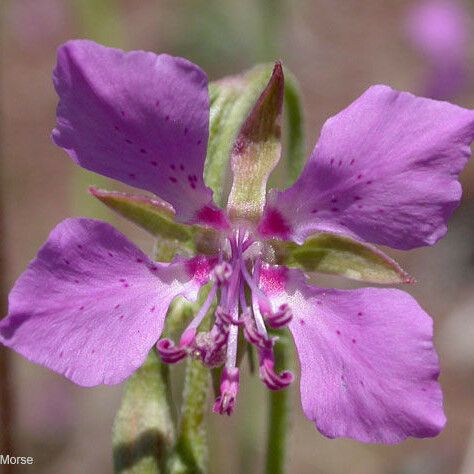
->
2, 39, 474, 443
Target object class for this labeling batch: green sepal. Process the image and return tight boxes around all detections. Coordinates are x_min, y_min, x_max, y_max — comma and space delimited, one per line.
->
272, 233, 414, 284
269, 67, 306, 189
90, 187, 192, 241
205, 63, 277, 206
227, 63, 284, 222
112, 350, 175, 474
89, 187, 222, 258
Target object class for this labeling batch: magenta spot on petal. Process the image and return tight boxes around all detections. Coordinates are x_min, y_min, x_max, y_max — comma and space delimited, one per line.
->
311, 209, 318, 214
299, 319, 305, 325
155, 100, 160, 107
150, 161, 158, 166
74, 279, 79, 284
357, 204, 363, 209
114, 125, 120, 131
259, 266, 288, 295
170, 164, 176, 170
125, 139, 133, 144
258, 207, 291, 239
64, 259, 70, 265
108, 252, 114, 257
129, 173, 136, 179
184, 128, 188, 135
331, 197, 338, 203
140, 148, 147, 154
316, 300, 322, 305
357, 312, 363, 316
180, 164, 185, 171
59, 351, 64, 358
191, 183, 196, 189
330, 158, 335, 166
353, 196, 361, 201
196, 205, 229, 230
119, 278, 126, 283
336, 330, 341, 335
79, 306, 84, 310
150, 265, 158, 272
120, 110, 125, 117
150, 306, 156, 313
352, 338, 356, 343
331, 207, 339, 212
114, 304, 120, 309
378, 208, 385, 213
421, 388, 427, 392
357, 174, 363, 179
360, 380, 365, 387
91, 349, 95, 354
165, 115, 170, 121
123, 283, 129, 288
77, 244, 83, 249
338, 160, 342, 167
119, 315, 124, 321
366, 180, 372, 185
169, 176, 177, 183
185, 255, 218, 285
350, 159, 355, 165
197, 139, 202, 145
136, 258, 144, 263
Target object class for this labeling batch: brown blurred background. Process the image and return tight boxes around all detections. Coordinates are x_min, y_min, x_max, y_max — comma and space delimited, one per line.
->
1, 0, 474, 473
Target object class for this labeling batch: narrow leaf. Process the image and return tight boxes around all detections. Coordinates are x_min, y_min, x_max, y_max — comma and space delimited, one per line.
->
227, 63, 284, 221
272, 233, 414, 284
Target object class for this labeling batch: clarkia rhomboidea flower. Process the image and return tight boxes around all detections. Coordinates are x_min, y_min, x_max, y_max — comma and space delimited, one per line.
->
2, 39, 474, 444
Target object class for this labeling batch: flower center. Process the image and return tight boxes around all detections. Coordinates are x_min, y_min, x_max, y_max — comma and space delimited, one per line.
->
156, 228, 293, 415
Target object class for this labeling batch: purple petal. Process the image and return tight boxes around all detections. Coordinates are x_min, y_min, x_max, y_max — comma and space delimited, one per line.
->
52, 40, 228, 229
0, 218, 214, 386
259, 85, 474, 249
259, 265, 445, 443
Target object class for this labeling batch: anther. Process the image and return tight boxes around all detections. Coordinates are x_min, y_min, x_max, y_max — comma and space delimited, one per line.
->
213, 367, 240, 415
266, 304, 293, 328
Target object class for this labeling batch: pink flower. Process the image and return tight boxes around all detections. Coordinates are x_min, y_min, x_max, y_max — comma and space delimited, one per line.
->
2, 40, 474, 443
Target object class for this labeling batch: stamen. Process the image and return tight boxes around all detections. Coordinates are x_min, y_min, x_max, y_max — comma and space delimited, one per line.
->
240, 257, 273, 319
179, 283, 218, 346
156, 339, 187, 364
266, 304, 293, 328
259, 348, 294, 390
214, 262, 233, 284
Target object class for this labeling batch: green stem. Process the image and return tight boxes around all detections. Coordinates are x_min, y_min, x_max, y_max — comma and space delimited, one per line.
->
264, 337, 291, 474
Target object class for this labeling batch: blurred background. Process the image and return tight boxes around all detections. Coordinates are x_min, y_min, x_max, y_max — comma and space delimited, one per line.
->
1, 0, 474, 473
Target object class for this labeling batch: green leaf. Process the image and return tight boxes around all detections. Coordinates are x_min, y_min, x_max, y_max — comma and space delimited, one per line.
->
112, 351, 175, 474
205, 63, 276, 206
227, 63, 284, 221
272, 233, 414, 284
